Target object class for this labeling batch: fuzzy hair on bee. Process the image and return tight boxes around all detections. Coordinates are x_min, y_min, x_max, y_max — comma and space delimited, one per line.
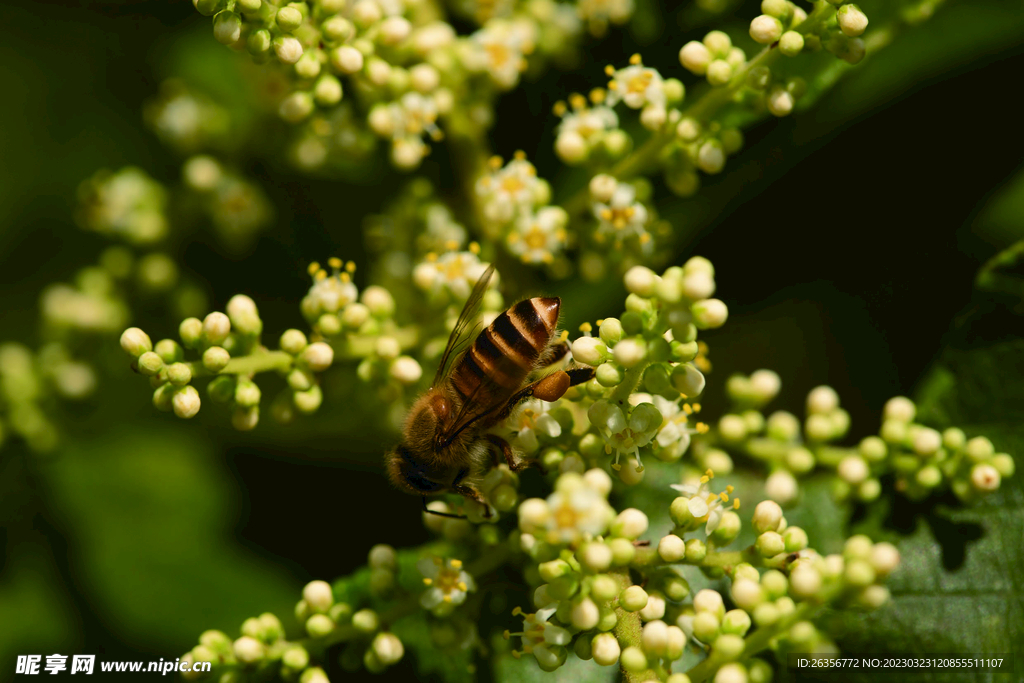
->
385, 264, 595, 517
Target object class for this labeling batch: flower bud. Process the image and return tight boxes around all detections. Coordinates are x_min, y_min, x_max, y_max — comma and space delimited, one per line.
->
670, 363, 705, 397
620, 646, 647, 673
233, 636, 264, 664
352, 608, 379, 633
692, 611, 720, 642
714, 662, 748, 683
837, 4, 868, 37
273, 36, 304, 64
693, 588, 724, 615
202, 346, 230, 372
571, 597, 600, 630
883, 396, 915, 422
679, 41, 712, 75
782, 526, 808, 552
965, 436, 994, 461
213, 10, 242, 45
591, 632, 620, 666
971, 463, 1000, 492
749, 15, 783, 44
612, 508, 648, 539
624, 266, 659, 297
779, 30, 804, 56
120, 327, 153, 357
641, 619, 669, 656
620, 585, 648, 612
639, 591, 666, 621
571, 337, 609, 366
789, 564, 822, 598
306, 613, 334, 638
302, 342, 334, 372
371, 632, 404, 666
838, 455, 869, 484
692, 298, 728, 328
751, 500, 783, 533
765, 470, 798, 505
172, 386, 201, 419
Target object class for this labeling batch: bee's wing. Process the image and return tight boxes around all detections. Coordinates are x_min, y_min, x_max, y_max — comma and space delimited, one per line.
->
431, 263, 495, 389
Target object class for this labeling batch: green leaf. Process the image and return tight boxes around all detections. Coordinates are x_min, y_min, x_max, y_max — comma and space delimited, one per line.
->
824, 338, 1024, 681
494, 648, 617, 683
42, 426, 299, 654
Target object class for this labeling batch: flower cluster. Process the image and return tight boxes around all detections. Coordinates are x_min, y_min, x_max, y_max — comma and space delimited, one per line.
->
119, 294, 334, 429
703, 375, 1013, 506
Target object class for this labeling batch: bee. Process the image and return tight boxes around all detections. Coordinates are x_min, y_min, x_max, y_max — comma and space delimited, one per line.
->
385, 265, 595, 517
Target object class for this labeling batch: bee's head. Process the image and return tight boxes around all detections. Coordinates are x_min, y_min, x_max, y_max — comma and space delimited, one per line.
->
385, 443, 447, 496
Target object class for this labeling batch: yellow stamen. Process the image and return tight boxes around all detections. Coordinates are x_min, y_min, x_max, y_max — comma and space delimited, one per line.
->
569, 93, 586, 110
426, 252, 438, 262
450, 558, 463, 569
327, 257, 342, 269
692, 403, 702, 412
423, 577, 433, 585
511, 650, 522, 659
700, 475, 709, 484
579, 322, 592, 333
553, 101, 567, 116
445, 239, 459, 251
683, 404, 693, 415
488, 155, 503, 170
604, 65, 615, 76
607, 81, 618, 90
512, 606, 523, 616
458, 581, 468, 591
706, 493, 717, 504
559, 330, 569, 341
697, 422, 710, 433
629, 53, 642, 65
469, 241, 480, 254
514, 150, 526, 160
340, 272, 351, 283
589, 88, 606, 104
314, 270, 327, 281
733, 498, 741, 509
706, 468, 715, 479
503, 630, 511, 639
726, 485, 734, 494
719, 492, 729, 502
443, 594, 452, 602
307, 262, 321, 276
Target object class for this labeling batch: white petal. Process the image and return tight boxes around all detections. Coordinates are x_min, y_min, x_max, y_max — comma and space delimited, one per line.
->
417, 557, 440, 579
536, 606, 557, 623
543, 624, 571, 646
536, 414, 562, 438
462, 573, 477, 592
670, 483, 699, 496
517, 428, 539, 453
420, 587, 444, 609
688, 496, 709, 518
705, 507, 725, 535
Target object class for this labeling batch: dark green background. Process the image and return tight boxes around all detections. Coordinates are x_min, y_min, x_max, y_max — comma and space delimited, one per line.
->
1, 0, 1022, 680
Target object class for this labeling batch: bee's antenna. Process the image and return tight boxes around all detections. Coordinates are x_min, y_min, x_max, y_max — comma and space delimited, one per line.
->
422, 496, 469, 520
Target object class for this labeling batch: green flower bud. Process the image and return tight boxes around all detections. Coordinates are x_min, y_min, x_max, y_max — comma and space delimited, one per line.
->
789, 564, 822, 599
323, 15, 354, 43
202, 346, 230, 372
120, 327, 153, 357
749, 14, 783, 44
756, 531, 785, 557
137, 351, 165, 376
711, 511, 741, 545
620, 585, 648, 612
235, 378, 261, 407
281, 645, 309, 670
599, 318, 623, 345
352, 608, 379, 633
965, 436, 994, 462
991, 453, 1015, 478
620, 646, 647, 673
314, 75, 343, 107
729, 578, 764, 611
706, 59, 732, 87
247, 29, 272, 56
779, 30, 803, 56
692, 611, 720, 642
167, 362, 192, 387
751, 602, 779, 626
574, 633, 593, 660
280, 329, 308, 355
571, 597, 601, 630
300, 666, 330, 683
591, 574, 620, 602
837, 3, 868, 37
685, 539, 707, 562
667, 675, 692, 683
720, 608, 752, 636
306, 613, 334, 638
591, 632, 620, 666
658, 534, 686, 562
213, 10, 242, 45
276, 5, 303, 31
202, 312, 231, 346
232, 405, 258, 430
233, 635, 264, 664
371, 632, 404, 666
662, 573, 690, 601
172, 386, 201, 419
597, 605, 618, 631
671, 363, 705, 397
761, 569, 788, 598
153, 383, 175, 412
609, 537, 636, 565
301, 342, 334, 372
580, 542, 613, 572
595, 362, 623, 387
154, 339, 183, 364
782, 526, 808, 552
178, 318, 203, 348
226, 295, 262, 336
293, 384, 323, 413
330, 602, 352, 623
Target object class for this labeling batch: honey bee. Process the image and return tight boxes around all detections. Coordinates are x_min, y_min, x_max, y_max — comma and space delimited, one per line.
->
385, 265, 595, 517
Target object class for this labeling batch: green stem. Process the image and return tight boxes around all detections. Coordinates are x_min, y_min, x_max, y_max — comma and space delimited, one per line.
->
185, 350, 293, 379
611, 362, 648, 406
630, 545, 791, 571
610, 568, 659, 683
684, 602, 816, 683
558, 2, 836, 218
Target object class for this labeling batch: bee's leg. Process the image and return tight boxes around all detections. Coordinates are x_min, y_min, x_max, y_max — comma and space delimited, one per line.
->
493, 365, 597, 424
451, 480, 493, 519
485, 434, 547, 474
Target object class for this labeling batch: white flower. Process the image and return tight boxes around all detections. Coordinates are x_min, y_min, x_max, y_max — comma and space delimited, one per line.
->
412, 251, 491, 299
557, 104, 619, 142
578, 0, 634, 32
302, 263, 359, 317
642, 394, 694, 460
593, 183, 648, 241
508, 398, 562, 453
541, 472, 613, 544
476, 156, 543, 226
606, 63, 666, 110
418, 557, 476, 610
506, 605, 570, 664
506, 207, 568, 264
467, 19, 534, 89
669, 469, 735, 535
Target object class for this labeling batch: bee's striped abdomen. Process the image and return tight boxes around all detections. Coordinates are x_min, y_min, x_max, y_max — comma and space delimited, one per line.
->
451, 297, 560, 403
